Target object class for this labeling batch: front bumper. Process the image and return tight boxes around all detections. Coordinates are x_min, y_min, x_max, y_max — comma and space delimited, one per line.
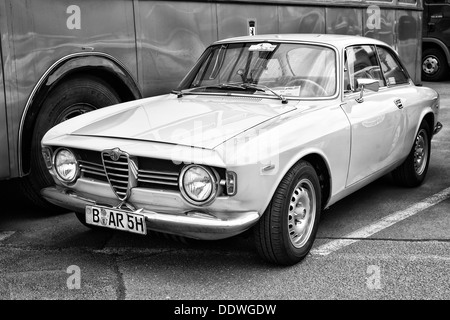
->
41, 187, 260, 240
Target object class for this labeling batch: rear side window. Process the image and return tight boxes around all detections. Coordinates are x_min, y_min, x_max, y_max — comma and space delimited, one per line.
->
376, 46, 410, 86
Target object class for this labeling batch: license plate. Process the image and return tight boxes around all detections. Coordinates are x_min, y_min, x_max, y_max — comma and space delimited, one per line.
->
85, 205, 147, 235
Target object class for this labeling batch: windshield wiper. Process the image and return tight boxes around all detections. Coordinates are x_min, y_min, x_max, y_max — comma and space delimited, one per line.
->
174, 82, 288, 104
174, 83, 247, 98
241, 83, 288, 104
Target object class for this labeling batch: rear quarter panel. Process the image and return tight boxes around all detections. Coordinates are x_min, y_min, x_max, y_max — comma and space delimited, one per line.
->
403, 85, 440, 155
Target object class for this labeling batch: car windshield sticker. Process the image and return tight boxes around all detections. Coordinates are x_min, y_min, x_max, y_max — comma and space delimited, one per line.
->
249, 43, 277, 52
388, 77, 396, 85
272, 86, 301, 97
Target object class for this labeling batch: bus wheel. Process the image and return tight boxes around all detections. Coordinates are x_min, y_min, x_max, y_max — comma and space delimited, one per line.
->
21, 75, 121, 212
422, 48, 449, 82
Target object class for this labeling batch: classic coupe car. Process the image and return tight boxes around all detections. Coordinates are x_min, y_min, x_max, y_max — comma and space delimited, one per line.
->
41, 34, 442, 265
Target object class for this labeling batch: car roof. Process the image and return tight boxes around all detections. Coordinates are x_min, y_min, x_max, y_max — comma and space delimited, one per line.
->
215, 34, 389, 49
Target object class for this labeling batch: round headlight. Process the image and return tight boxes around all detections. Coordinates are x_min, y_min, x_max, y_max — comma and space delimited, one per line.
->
180, 165, 217, 205
54, 148, 78, 183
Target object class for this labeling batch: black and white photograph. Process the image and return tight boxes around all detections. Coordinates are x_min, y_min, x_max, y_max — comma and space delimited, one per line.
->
0, 0, 448, 313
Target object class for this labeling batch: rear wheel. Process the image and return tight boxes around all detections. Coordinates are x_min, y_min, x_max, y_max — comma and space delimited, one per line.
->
254, 161, 321, 265
392, 121, 431, 187
21, 76, 121, 212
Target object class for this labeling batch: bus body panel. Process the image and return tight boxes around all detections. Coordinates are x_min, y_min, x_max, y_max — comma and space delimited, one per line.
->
0, 35, 9, 179
1, 0, 138, 178
396, 9, 423, 85
136, 1, 218, 98
0, 0, 425, 182
424, 1, 450, 49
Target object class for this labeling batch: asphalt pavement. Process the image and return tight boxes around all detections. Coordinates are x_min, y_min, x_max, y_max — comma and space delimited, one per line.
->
0, 81, 449, 304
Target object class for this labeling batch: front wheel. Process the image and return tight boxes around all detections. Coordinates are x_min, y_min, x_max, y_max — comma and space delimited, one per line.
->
392, 121, 431, 187
254, 161, 321, 265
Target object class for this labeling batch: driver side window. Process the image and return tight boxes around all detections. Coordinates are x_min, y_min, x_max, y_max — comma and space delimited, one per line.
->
345, 45, 386, 93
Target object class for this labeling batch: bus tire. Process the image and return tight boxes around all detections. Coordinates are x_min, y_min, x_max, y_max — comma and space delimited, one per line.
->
21, 75, 121, 213
422, 48, 449, 82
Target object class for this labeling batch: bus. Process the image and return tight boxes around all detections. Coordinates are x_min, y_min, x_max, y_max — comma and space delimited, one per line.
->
422, 0, 450, 81
0, 0, 424, 210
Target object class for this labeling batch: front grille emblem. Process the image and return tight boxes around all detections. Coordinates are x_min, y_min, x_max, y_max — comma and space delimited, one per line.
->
101, 148, 138, 201
109, 148, 121, 161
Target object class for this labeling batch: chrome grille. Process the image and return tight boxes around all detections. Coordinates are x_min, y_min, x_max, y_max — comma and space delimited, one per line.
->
79, 160, 107, 181
138, 169, 179, 188
101, 151, 130, 201
73, 148, 182, 194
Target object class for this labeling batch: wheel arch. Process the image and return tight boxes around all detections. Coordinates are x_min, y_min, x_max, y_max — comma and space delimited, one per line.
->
19, 52, 142, 176
422, 38, 450, 67
421, 112, 435, 139
265, 150, 332, 212
301, 153, 332, 209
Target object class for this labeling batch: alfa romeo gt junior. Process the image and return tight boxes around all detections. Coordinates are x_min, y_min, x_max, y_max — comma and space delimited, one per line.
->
40, 34, 442, 265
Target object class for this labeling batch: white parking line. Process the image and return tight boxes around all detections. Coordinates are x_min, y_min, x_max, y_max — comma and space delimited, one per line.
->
311, 187, 450, 256
0, 231, 15, 242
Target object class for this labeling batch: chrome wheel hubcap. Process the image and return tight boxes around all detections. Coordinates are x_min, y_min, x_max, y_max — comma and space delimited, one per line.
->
414, 129, 429, 176
288, 179, 316, 248
423, 56, 439, 75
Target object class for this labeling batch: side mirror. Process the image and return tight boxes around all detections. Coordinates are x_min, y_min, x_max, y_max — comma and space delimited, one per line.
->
356, 78, 380, 103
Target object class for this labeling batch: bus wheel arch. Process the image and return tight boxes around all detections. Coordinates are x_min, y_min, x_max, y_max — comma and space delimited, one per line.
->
19, 55, 141, 210
422, 42, 450, 82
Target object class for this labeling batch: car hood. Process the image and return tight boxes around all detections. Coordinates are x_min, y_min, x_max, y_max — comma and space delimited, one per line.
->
68, 95, 297, 149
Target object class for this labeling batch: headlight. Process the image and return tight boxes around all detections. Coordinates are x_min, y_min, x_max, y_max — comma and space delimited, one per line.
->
54, 148, 79, 183
180, 165, 217, 205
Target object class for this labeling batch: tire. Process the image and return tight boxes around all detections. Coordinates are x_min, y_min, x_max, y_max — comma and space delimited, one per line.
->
21, 75, 121, 212
422, 48, 449, 82
254, 161, 322, 265
392, 121, 431, 187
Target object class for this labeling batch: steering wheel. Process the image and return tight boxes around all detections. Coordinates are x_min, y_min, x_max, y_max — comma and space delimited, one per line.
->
285, 78, 328, 96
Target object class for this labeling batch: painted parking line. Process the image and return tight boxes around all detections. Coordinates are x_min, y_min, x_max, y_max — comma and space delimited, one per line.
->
0, 231, 15, 242
311, 187, 450, 256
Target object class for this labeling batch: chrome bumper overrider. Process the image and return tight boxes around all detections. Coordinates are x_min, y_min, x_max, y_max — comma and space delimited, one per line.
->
41, 187, 260, 240
434, 122, 443, 135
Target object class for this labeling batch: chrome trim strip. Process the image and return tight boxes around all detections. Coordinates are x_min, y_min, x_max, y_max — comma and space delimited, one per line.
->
138, 169, 179, 176
138, 179, 178, 186
138, 173, 178, 181
81, 169, 106, 177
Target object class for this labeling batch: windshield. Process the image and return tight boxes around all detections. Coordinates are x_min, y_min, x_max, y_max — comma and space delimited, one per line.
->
177, 42, 337, 99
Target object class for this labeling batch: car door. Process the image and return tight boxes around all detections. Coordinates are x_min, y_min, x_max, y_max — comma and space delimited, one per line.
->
341, 45, 408, 187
